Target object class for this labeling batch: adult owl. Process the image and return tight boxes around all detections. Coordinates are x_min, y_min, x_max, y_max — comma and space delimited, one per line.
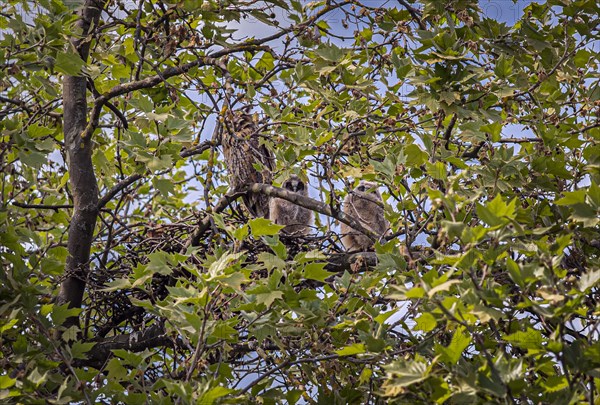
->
269, 175, 313, 235
341, 181, 389, 251
221, 109, 273, 218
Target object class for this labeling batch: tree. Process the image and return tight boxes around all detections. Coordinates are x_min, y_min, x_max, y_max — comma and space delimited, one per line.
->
1, 0, 599, 402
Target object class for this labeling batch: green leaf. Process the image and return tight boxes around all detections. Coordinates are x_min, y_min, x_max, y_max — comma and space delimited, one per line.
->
504, 328, 543, 350
541, 375, 568, 392
477, 194, 516, 226
579, 269, 600, 292
55, 51, 86, 76
314, 43, 345, 62
208, 252, 244, 278
146, 251, 173, 275
381, 359, 429, 395
494, 55, 513, 79
51, 304, 82, 326
152, 178, 175, 197
555, 189, 586, 205
0, 375, 16, 389
27, 368, 48, 387
414, 313, 437, 332
254, 290, 283, 308
303, 263, 334, 282
106, 358, 129, 380
27, 123, 54, 138
101, 277, 132, 292
436, 326, 471, 364
427, 280, 459, 297
70, 342, 95, 359
427, 161, 447, 180
573, 49, 591, 68
198, 386, 234, 403
249, 217, 285, 236
481, 121, 503, 142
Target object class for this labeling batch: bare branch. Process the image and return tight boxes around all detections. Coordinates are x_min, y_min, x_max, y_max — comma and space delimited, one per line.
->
397, 0, 426, 30
184, 191, 246, 250
12, 202, 73, 210
97, 173, 144, 209
443, 114, 457, 150
180, 140, 216, 158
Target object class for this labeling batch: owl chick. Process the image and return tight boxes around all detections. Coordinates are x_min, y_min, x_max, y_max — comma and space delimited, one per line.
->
221, 109, 273, 218
269, 175, 313, 235
341, 181, 389, 252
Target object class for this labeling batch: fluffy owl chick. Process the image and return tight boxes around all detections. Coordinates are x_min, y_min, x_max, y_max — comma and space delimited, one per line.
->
341, 181, 389, 252
221, 110, 273, 218
269, 175, 313, 235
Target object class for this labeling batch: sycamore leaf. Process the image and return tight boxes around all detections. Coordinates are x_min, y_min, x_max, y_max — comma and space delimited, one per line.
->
249, 218, 285, 236
55, 51, 86, 76
303, 263, 334, 282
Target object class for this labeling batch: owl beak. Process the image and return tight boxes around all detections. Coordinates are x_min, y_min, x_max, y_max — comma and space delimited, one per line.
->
291, 180, 299, 191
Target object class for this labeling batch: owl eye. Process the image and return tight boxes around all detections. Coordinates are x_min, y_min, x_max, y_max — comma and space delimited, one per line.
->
356, 185, 365, 192
297, 182, 304, 191
285, 182, 295, 191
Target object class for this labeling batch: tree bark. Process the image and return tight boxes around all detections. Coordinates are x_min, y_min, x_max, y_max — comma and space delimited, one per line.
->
57, 0, 106, 328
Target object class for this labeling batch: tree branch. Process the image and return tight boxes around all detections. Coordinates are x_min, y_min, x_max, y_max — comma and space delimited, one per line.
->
239, 354, 341, 395
57, 0, 107, 328
80, 1, 351, 140
12, 202, 72, 210
247, 183, 380, 241
397, 0, 426, 30
180, 140, 215, 158
443, 114, 457, 150
74, 324, 174, 369
184, 191, 246, 250
97, 173, 143, 209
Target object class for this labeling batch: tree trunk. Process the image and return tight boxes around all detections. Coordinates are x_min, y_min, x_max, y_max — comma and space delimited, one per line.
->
57, 0, 106, 328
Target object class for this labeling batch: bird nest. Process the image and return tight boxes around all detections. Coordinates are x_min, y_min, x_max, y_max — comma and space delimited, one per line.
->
81, 209, 347, 341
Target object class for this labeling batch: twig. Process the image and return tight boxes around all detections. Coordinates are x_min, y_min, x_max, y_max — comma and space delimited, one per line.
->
397, 0, 426, 30
239, 354, 340, 395
496, 137, 543, 144
443, 114, 457, 150
184, 191, 246, 250
180, 140, 215, 158
12, 202, 73, 210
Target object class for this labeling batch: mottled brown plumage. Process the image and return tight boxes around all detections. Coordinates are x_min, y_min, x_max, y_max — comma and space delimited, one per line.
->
221, 110, 273, 218
341, 181, 389, 251
269, 175, 313, 235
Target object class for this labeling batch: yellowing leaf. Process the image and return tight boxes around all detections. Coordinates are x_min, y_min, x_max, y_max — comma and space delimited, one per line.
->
335, 343, 366, 356
427, 280, 460, 297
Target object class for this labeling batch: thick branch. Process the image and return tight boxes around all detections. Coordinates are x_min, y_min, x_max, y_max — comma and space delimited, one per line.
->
324, 252, 378, 273
74, 324, 173, 369
247, 183, 379, 241
57, 0, 107, 327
